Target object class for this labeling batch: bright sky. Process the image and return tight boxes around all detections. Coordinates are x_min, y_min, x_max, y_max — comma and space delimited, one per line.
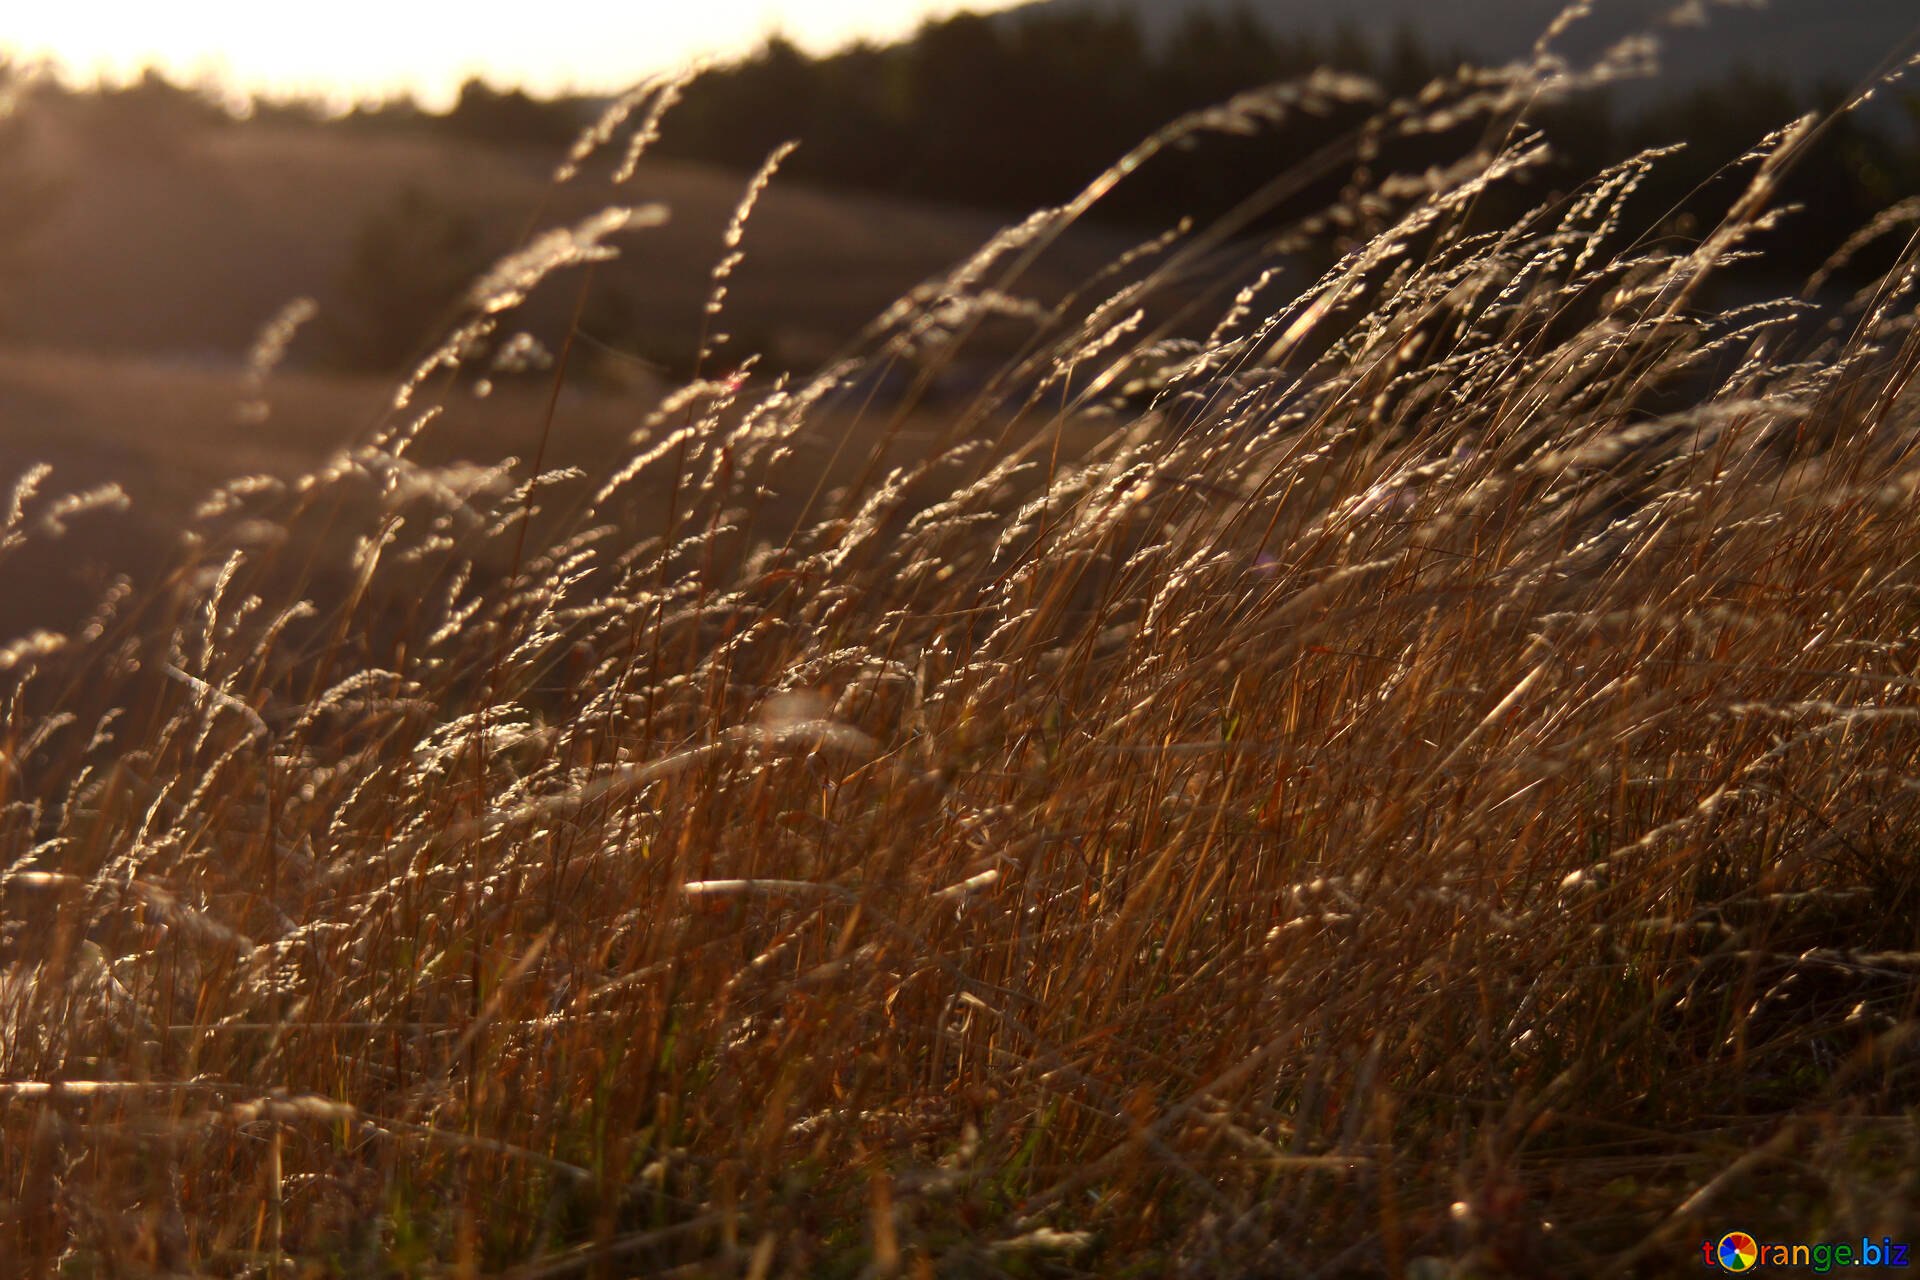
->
2, 1, 1030, 110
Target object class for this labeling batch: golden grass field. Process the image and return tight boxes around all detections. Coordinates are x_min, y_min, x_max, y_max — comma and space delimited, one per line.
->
2, 44, 1920, 1280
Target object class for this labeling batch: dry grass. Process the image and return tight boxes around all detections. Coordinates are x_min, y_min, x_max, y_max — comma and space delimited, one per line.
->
4, 39, 1920, 1280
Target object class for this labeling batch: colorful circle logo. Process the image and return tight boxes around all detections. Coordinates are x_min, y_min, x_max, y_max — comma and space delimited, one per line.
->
1717, 1232, 1760, 1272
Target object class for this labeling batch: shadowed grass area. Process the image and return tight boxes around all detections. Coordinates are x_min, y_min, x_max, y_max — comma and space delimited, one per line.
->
2, 27, 1919, 1280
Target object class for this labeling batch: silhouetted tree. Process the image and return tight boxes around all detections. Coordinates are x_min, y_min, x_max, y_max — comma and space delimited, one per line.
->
1627, 68, 1906, 273
74, 68, 229, 156
339, 94, 434, 136
0, 63, 67, 334
442, 78, 577, 149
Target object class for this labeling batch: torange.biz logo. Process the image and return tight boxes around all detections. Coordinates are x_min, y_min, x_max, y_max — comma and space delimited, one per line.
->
1704, 1232, 1911, 1271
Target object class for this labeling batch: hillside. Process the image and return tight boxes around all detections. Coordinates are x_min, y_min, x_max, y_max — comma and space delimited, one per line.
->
3, 110, 1117, 372
0, 107, 1131, 636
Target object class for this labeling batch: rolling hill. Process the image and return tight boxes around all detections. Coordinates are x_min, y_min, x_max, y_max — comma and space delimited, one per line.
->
2, 109, 1117, 373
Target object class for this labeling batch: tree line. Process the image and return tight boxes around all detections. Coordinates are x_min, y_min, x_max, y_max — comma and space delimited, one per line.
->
5, 3, 1917, 312
622, 8, 1917, 278
200, 4, 1920, 278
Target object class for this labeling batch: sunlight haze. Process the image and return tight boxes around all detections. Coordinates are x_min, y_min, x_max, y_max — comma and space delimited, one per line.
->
2, 0, 1031, 108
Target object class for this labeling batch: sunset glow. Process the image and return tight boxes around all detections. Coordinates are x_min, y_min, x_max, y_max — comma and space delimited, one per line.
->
1, 0, 1031, 109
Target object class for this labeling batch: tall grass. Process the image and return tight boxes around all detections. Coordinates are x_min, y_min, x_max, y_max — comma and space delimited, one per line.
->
4, 23, 1920, 1278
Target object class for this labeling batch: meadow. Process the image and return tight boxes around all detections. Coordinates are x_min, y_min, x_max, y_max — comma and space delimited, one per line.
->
2, 28, 1919, 1279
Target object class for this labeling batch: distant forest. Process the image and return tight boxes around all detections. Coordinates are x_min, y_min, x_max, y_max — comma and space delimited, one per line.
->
11, 5, 1920, 278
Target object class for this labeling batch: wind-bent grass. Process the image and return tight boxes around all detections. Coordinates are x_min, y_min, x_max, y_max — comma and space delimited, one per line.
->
3, 29, 1920, 1279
